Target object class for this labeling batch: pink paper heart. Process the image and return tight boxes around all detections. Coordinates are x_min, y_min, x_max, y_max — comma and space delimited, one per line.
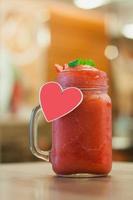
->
39, 82, 83, 122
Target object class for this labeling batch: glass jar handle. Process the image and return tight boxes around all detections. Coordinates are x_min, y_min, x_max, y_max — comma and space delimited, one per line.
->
29, 105, 49, 161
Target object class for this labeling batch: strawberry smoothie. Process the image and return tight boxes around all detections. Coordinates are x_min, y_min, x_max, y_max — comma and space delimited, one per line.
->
51, 64, 112, 175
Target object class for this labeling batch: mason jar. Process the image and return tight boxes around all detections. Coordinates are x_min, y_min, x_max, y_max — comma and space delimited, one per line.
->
30, 66, 112, 177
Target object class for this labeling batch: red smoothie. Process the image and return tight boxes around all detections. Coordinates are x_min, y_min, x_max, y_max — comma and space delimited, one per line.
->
51, 65, 112, 175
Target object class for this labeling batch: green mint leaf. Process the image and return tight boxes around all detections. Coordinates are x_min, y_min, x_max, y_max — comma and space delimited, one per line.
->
68, 59, 79, 67
86, 59, 96, 66
68, 58, 96, 67
79, 59, 85, 65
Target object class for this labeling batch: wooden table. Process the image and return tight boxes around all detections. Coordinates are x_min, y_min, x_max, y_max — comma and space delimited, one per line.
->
0, 162, 133, 200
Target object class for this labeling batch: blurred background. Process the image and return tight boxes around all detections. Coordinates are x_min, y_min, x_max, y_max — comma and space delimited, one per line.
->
0, 0, 133, 163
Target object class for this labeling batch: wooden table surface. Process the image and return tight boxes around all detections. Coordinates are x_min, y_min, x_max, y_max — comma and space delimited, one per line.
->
0, 162, 133, 200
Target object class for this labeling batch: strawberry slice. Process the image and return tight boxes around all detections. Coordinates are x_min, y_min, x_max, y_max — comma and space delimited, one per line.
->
55, 64, 63, 72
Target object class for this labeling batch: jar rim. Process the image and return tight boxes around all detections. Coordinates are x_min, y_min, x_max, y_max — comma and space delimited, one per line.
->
63, 86, 108, 91
57, 68, 108, 89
